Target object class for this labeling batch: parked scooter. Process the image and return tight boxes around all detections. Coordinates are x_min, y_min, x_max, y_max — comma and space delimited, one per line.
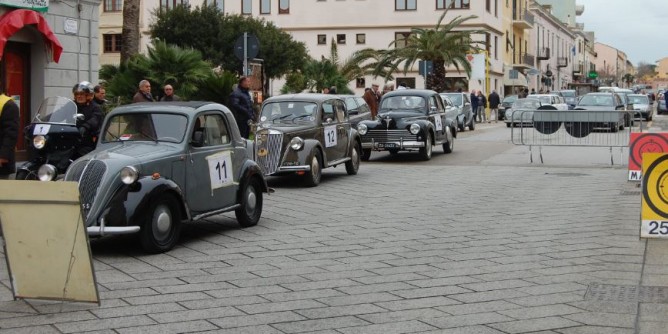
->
15, 97, 82, 181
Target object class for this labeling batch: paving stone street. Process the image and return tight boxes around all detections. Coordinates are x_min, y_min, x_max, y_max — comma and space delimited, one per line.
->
1, 119, 668, 333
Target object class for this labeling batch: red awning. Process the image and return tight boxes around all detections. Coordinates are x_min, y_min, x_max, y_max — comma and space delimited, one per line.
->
0, 9, 63, 63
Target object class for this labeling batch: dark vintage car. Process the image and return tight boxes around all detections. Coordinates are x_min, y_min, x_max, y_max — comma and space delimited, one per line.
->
63, 102, 271, 253
440, 92, 474, 131
338, 95, 373, 127
357, 89, 456, 161
254, 94, 362, 187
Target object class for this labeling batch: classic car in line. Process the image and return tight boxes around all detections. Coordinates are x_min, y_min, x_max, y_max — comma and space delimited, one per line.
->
63, 102, 270, 253
440, 92, 474, 131
357, 89, 456, 161
254, 94, 362, 187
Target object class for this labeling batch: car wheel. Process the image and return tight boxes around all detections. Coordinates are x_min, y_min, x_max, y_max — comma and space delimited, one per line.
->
468, 118, 475, 131
345, 142, 361, 175
419, 131, 432, 161
140, 195, 181, 253
235, 177, 263, 227
506, 122, 511, 128
361, 148, 371, 161
15, 169, 37, 180
458, 119, 465, 132
304, 150, 322, 187
443, 127, 454, 154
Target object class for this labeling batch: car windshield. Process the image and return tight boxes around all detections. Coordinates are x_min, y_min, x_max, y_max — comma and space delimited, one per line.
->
381, 95, 427, 112
560, 91, 576, 97
512, 99, 541, 109
442, 94, 462, 105
578, 95, 613, 106
103, 113, 188, 143
502, 95, 518, 103
260, 101, 318, 124
629, 96, 649, 104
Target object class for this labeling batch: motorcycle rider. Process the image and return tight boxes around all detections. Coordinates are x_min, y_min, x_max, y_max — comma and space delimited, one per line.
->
73, 81, 103, 158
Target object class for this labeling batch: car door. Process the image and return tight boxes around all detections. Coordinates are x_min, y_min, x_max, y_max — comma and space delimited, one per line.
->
321, 99, 350, 162
185, 111, 239, 213
428, 94, 446, 141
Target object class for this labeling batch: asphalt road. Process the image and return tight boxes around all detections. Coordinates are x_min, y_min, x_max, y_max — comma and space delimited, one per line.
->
1, 115, 667, 333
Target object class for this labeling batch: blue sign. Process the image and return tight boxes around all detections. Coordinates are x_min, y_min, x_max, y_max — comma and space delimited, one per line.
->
418, 60, 433, 77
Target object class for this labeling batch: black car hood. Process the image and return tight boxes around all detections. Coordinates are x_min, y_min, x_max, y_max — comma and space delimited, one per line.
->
377, 110, 427, 120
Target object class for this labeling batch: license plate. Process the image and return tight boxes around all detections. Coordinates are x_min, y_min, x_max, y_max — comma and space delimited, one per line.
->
377, 143, 397, 149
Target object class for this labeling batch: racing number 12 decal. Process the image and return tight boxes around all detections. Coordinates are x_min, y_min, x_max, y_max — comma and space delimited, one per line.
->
207, 151, 233, 191
324, 125, 337, 148
433, 115, 443, 132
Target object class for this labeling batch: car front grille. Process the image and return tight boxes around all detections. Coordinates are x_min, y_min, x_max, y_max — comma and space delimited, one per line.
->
255, 130, 283, 175
363, 129, 417, 142
64, 159, 107, 219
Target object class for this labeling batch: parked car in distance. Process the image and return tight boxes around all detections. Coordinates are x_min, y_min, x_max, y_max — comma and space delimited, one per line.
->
338, 95, 372, 127
628, 94, 652, 121
64, 102, 271, 253
558, 90, 577, 109
255, 94, 362, 187
440, 92, 474, 131
575, 92, 626, 131
357, 89, 455, 161
526, 94, 569, 110
658, 99, 668, 115
505, 98, 544, 128
499, 94, 519, 120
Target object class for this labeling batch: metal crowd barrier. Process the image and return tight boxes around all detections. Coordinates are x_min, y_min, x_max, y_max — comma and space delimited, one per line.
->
509, 108, 642, 164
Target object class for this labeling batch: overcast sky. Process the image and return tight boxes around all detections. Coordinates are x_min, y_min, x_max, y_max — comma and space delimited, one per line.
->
578, 0, 666, 65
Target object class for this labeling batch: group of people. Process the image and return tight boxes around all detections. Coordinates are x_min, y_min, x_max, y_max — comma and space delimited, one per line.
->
469, 89, 501, 123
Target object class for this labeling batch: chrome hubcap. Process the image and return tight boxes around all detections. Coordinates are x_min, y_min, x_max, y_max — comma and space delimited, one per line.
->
154, 205, 172, 238
246, 187, 257, 212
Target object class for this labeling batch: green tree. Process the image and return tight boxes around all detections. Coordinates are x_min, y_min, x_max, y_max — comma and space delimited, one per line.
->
190, 70, 238, 105
373, 10, 483, 92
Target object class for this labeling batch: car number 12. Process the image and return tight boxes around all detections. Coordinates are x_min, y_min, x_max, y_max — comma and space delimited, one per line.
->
206, 151, 234, 191
324, 125, 337, 148
641, 220, 668, 238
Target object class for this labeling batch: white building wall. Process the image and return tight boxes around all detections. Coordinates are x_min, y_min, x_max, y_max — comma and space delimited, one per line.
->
530, 3, 575, 92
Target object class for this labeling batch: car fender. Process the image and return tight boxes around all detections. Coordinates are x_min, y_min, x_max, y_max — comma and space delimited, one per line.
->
346, 128, 362, 152
237, 159, 270, 196
297, 139, 324, 164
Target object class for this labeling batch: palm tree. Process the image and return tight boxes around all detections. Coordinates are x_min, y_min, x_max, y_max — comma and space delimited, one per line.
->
373, 10, 484, 92
120, 0, 141, 63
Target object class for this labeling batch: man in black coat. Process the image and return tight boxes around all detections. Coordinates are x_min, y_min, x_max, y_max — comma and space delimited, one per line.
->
73, 82, 104, 158
488, 90, 501, 123
229, 77, 255, 138
0, 93, 19, 179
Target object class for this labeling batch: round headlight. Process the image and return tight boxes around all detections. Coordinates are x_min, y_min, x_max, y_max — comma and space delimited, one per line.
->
290, 137, 304, 151
409, 123, 421, 135
120, 166, 139, 185
37, 164, 57, 181
33, 135, 46, 149
358, 123, 368, 135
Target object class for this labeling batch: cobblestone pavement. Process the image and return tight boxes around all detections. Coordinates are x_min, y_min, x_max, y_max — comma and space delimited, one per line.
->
0, 120, 667, 333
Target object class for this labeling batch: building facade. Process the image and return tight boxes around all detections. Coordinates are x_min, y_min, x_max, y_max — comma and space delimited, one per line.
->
1, 0, 100, 159
594, 42, 630, 88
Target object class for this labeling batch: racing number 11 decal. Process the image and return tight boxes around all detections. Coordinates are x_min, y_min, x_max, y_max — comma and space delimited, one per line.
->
324, 125, 337, 148
207, 151, 233, 191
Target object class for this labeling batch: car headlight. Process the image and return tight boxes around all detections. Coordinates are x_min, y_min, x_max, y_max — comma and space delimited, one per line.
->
33, 135, 46, 149
120, 166, 139, 185
289, 137, 304, 151
37, 164, 57, 181
358, 123, 368, 135
409, 123, 420, 135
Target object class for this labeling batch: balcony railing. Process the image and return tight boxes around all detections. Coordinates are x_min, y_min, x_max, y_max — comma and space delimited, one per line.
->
557, 57, 568, 68
512, 10, 534, 29
537, 47, 550, 60
513, 52, 535, 68
573, 63, 584, 75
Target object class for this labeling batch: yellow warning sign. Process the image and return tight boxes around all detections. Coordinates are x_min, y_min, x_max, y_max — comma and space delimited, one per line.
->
641, 153, 668, 238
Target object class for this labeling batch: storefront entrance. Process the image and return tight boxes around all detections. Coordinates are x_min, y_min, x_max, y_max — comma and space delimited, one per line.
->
1, 41, 30, 160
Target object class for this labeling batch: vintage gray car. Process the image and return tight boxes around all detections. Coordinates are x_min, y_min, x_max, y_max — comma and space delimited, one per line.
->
254, 94, 362, 187
63, 102, 270, 253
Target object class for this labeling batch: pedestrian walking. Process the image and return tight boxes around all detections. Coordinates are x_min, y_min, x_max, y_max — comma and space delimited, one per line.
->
488, 90, 500, 123
363, 88, 378, 119
132, 80, 155, 103
0, 90, 19, 180
476, 91, 487, 123
229, 76, 255, 139
470, 90, 479, 122
160, 84, 181, 101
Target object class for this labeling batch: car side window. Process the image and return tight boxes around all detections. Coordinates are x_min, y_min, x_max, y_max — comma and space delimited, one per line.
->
322, 102, 335, 123
429, 95, 440, 112
335, 100, 347, 122
197, 114, 229, 146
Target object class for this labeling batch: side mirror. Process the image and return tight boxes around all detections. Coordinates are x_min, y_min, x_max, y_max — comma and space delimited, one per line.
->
430, 106, 438, 113
75, 113, 85, 120
191, 130, 204, 147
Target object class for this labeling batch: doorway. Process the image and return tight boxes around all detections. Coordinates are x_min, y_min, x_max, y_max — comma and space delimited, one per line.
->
1, 41, 31, 160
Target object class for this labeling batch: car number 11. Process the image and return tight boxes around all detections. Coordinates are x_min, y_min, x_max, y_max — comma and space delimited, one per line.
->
206, 151, 234, 191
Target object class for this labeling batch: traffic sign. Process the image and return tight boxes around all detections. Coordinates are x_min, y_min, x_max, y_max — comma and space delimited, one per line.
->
418, 60, 433, 77
588, 71, 598, 79
641, 153, 668, 238
234, 33, 260, 61
628, 133, 668, 181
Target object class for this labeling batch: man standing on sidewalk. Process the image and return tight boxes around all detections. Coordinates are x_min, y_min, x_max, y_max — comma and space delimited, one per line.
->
0, 91, 19, 180
488, 90, 501, 123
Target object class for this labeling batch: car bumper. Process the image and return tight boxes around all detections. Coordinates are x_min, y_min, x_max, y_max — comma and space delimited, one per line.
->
362, 140, 425, 150
274, 165, 311, 173
88, 221, 141, 236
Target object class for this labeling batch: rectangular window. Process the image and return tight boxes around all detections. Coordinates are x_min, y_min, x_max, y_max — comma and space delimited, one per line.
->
260, 0, 270, 14
103, 34, 122, 53
486, 0, 490, 12
161, 0, 188, 10
104, 0, 122, 12
437, 0, 470, 9
279, 0, 289, 14
394, 32, 411, 48
356, 33, 366, 44
396, 77, 415, 89
337, 34, 346, 44
242, 0, 251, 14
396, 0, 416, 10
494, 35, 498, 59
317, 34, 327, 45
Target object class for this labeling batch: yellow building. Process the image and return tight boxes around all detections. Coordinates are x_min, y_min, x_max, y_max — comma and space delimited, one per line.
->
502, 0, 534, 95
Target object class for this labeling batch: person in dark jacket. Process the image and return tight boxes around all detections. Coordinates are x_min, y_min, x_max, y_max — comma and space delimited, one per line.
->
470, 90, 478, 121
363, 88, 378, 119
132, 80, 154, 103
93, 85, 107, 106
476, 90, 487, 123
73, 81, 104, 158
160, 84, 181, 102
229, 77, 255, 139
488, 90, 501, 123
0, 92, 19, 179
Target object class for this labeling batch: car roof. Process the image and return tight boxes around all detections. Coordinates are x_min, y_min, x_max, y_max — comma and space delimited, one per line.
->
264, 93, 342, 103
384, 89, 438, 98
530, 94, 560, 98
110, 101, 227, 115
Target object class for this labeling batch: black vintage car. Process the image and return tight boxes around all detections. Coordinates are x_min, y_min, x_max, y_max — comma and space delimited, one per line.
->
254, 94, 362, 187
357, 89, 455, 161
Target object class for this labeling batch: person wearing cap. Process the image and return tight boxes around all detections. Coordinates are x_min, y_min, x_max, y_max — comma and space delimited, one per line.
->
0, 87, 19, 179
